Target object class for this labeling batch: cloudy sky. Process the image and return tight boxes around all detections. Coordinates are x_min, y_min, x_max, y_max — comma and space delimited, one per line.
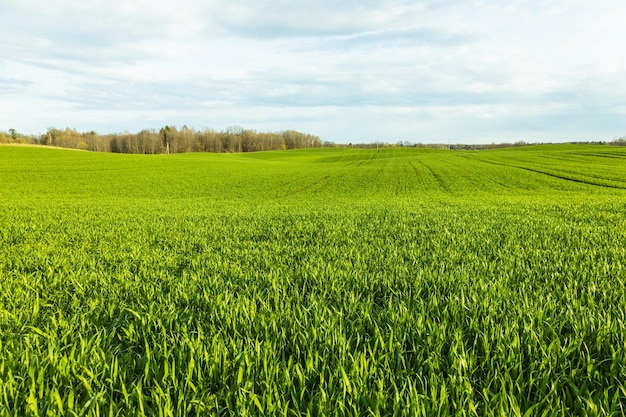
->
1, 0, 624, 143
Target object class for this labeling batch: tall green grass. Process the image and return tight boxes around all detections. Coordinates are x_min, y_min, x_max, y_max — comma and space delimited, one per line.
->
0, 145, 625, 415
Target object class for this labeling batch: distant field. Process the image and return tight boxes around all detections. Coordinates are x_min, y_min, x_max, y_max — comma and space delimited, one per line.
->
1, 145, 625, 415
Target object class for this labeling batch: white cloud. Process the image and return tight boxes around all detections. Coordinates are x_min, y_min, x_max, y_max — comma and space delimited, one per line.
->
1, 0, 625, 142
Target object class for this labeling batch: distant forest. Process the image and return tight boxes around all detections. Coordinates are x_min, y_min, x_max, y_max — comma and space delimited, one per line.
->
0, 126, 324, 154
1, 127, 625, 153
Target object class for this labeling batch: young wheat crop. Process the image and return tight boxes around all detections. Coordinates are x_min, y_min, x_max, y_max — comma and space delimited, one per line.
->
0, 145, 625, 415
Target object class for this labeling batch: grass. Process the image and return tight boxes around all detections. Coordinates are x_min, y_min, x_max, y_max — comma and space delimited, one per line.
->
0, 145, 625, 415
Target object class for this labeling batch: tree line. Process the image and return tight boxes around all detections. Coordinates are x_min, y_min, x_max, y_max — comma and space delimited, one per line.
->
2, 127, 626, 152
0, 126, 323, 154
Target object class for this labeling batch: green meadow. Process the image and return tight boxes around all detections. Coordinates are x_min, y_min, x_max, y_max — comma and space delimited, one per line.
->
1, 145, 625, 416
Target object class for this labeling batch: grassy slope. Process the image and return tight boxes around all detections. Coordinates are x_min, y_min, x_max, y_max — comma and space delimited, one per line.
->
3, 144, 625, 207
0, 145, 625, 415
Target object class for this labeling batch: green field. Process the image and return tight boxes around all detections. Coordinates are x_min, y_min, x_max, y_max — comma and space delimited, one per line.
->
1, 145, 625, 416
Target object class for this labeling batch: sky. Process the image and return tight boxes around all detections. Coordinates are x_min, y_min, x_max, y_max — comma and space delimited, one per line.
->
1, 0, 625, 144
